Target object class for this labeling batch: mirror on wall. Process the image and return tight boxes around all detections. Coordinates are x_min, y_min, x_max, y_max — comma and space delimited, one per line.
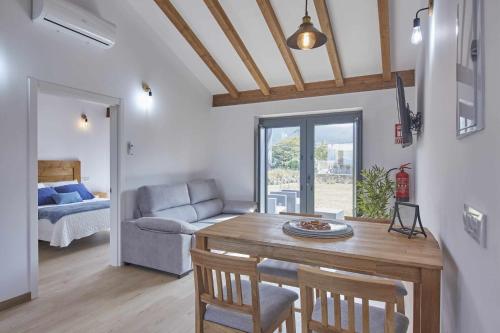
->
456, 0, 485, 138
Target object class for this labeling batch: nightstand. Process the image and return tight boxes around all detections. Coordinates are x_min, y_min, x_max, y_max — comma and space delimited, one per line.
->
93, 192, 108, 199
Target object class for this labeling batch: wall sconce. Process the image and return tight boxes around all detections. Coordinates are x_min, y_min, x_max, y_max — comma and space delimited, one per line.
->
80, 113, 89, 129
411, 1, 433, 45
140, 82, 153, 111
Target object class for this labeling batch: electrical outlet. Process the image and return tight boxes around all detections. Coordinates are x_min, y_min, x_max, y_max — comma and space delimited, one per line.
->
463, 205, 487, 248
82, 176, 90, 181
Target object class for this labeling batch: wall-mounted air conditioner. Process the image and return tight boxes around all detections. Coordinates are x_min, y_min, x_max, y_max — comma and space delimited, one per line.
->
32, 0, 116, 48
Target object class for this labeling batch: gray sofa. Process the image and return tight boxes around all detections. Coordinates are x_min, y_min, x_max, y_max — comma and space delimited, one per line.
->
121, 179, 257, 277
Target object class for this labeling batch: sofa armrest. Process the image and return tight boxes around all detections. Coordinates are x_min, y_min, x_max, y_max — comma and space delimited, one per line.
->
222, 200, 257, 214
135, 217, 197, 235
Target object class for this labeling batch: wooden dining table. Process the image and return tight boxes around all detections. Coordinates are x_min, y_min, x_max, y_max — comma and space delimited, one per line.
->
195, 213, 443, 333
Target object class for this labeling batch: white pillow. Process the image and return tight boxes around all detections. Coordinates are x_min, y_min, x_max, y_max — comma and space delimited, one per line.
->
43, 180, 78, 187
38, 183, 46, 189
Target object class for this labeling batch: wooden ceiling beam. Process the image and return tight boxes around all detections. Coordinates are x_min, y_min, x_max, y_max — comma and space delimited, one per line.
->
204, 0, 270, 95
313, 0, 344, 87
256, 0, 305, 92
154, 0, 239, 98
377, 0, 392, 81
212, 70, 414, 107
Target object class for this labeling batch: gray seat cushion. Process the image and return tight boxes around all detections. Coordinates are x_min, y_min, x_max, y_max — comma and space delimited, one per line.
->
312, 297, 409, 333
197, 214, 239, 224
257, 259, 299, 281
204, 280, 298, 333
257, 260, 407, 296
188, 179, 219, 204
135, 217, 197, 235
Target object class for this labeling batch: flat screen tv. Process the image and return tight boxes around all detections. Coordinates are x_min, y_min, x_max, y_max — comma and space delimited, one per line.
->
396, 74, 413, 148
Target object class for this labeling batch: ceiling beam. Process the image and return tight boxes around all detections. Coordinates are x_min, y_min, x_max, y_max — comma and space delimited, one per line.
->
212, 70, 414, 107
256, 0, 305, 92
313, 0, 344, 87
154, 0, 239, 98
377, 0, 392, 81
204, 0, 270, 96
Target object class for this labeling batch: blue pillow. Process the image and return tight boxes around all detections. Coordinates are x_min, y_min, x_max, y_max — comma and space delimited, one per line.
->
54, 183, 95, 200
38, 187, 58, 206
51, 191, 83, 205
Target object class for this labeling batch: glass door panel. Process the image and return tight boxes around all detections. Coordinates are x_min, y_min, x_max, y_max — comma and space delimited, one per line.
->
264, 126, 301, 214
259, 112, 361, 217
312, 123, 354, 217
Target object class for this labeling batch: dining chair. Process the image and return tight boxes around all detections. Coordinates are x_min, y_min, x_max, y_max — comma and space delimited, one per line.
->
258, 213, 408, 315
191, 249, 298, 333
257, 212, 323, 288
298, 266, 410, 333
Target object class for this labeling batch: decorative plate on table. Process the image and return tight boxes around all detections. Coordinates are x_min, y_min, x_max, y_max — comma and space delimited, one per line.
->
282, 218, 353, 239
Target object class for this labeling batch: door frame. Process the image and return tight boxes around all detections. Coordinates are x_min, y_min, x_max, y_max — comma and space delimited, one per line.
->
27, 78, 125, 298
256, 110, 362, 215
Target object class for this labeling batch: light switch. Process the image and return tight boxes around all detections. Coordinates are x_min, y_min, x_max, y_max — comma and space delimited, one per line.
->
127, 142, 135, 156
463, 205, 487, 248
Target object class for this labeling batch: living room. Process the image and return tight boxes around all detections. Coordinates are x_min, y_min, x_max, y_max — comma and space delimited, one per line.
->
0, 0, 499, 332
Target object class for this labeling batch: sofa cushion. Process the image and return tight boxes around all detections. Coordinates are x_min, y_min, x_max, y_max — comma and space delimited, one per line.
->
146, 205, 198, 223
135, 217, 197, 235
137, 183, 190, 215
197, 214, 239, 224
223, 200, 257, 214
193, 199, 223, 220
188, 179, 219, 204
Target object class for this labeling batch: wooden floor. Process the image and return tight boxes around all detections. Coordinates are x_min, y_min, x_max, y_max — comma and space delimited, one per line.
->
0, 233, 196, 333
0, 233, 410, 333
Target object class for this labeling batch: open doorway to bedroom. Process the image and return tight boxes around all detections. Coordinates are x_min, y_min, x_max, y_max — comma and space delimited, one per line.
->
28, 79, 122, 299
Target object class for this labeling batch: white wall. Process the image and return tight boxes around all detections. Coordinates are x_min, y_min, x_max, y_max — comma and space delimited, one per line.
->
38, 93, 110, 193
208, 88, 416, 202
0, 0, 211, 302
415, 0, 500, 332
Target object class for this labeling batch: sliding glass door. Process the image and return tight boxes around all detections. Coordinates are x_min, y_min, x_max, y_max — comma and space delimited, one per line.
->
258, 112, 361, 218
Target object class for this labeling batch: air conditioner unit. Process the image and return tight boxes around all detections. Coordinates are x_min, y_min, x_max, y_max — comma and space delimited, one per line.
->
32, 0, 116, 48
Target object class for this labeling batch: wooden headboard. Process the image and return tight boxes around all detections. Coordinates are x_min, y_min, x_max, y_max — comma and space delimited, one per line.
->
38, 160, 81, 184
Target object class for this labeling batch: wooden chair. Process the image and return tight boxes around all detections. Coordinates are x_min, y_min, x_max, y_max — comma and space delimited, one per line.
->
298, 266, 409, 333
257, 212, 323, 288
191, 249, 298, 333
343, 215, 406, 315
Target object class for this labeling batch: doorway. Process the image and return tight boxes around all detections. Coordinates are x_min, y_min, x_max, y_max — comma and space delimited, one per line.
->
258, 111, 362, 218
28, 78, 123, 298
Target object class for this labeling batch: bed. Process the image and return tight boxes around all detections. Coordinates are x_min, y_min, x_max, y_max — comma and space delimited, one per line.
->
38, 160, 111, 247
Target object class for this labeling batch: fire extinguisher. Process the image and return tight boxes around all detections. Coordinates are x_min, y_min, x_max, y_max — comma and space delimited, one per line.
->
388, 163, 411, 202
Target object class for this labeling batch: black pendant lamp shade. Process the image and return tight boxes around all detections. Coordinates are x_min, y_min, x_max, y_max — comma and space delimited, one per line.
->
286, 0, 327, 50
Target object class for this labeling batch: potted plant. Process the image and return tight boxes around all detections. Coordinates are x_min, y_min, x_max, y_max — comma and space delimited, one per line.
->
347, 165, 394, 223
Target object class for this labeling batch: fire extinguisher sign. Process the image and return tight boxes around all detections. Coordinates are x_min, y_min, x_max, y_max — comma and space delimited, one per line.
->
395, 124, 403, 144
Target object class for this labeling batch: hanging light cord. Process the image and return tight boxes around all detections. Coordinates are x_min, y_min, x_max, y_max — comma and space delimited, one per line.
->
305, 0, 309, 16
415, 7, 429, 19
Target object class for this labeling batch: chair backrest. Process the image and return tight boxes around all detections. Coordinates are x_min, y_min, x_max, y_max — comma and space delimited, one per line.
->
190, 249, 262, 332
298, 266, 401, 333
279, 212, 323, 218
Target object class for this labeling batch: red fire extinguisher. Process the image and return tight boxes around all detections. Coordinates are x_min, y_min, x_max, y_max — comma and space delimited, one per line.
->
389, 163, 411, 202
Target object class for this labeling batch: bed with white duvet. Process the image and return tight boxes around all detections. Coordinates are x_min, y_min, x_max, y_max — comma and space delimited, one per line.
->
38, 198, 110, 247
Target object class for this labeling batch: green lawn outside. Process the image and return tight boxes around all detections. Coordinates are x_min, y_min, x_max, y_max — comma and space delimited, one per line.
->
268, 182, 353, 216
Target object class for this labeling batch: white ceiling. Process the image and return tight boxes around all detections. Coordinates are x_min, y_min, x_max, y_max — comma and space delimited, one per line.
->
127, 0, 425, 95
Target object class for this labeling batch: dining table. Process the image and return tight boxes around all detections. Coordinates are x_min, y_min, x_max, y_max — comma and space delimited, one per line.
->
194, 213, 443, 333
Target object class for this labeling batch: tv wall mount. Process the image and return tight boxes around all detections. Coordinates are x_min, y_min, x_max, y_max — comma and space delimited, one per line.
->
409, 108, 423, 133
